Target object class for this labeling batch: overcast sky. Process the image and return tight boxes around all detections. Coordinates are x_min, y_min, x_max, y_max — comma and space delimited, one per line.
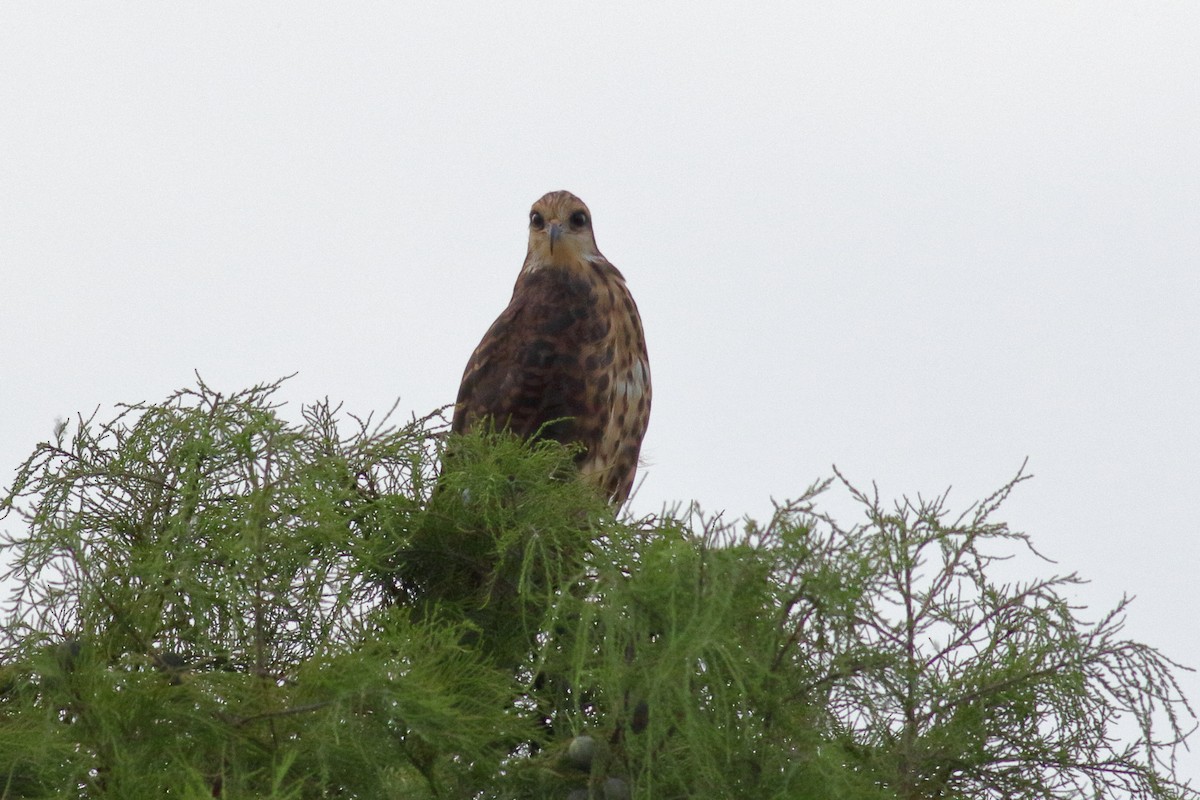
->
2, 2, 1198, 782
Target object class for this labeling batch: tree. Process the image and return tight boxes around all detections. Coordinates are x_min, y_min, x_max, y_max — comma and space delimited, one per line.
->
0, 378, 1194, 799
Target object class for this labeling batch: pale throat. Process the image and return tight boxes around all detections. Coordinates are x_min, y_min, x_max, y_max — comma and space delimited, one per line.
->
525, 236, 600, 271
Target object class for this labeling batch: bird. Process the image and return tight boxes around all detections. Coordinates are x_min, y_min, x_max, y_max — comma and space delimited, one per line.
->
452, 190, 651, 507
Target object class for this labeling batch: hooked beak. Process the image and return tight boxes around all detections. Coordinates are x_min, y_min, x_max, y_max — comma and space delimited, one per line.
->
549, 221, 562, 254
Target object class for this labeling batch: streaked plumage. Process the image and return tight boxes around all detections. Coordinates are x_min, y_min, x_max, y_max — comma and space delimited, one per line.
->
452, 190, 651, 506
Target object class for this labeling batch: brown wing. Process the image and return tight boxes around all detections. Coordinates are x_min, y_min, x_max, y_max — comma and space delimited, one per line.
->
578, 272, 652, 503
453, 269, 607, 452
453, 261, 650, 505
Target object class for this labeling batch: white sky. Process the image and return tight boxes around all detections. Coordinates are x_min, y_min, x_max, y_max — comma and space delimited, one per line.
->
2, 2, 1198, 783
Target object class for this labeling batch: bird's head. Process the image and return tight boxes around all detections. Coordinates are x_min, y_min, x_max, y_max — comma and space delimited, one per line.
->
524, 190, 602, 270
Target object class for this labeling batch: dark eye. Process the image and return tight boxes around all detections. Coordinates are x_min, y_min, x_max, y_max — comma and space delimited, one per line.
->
530, 211, 545, 230
569, 210, 588, 228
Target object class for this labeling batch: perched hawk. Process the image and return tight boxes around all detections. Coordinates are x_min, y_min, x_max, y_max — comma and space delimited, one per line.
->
452, 191, 651, 506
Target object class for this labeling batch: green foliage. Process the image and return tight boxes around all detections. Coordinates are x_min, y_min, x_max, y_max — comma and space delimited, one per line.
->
0, 378, 1194, 799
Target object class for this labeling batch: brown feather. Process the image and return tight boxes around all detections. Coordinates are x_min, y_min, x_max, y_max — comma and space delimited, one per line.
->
453, 191, 650, 505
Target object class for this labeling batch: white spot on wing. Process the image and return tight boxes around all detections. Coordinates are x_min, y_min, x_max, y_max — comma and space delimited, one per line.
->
614, 358, 649, 400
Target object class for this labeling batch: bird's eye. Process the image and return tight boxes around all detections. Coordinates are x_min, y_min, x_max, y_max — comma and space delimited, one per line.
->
530, 211, 545, 230
569, 210, 588, 228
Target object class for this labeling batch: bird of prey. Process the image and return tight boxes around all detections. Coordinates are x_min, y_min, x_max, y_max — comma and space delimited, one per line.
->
452, 190, 651, 507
